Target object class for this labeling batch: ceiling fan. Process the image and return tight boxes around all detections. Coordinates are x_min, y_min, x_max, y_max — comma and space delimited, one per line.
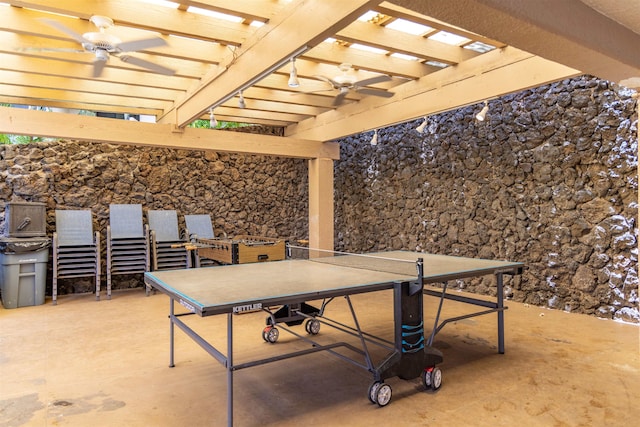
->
312, 63, 394, 106
39, 15, 175, 78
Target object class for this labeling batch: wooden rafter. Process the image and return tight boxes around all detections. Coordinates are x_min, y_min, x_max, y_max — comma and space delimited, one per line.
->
0, 0, 637, 150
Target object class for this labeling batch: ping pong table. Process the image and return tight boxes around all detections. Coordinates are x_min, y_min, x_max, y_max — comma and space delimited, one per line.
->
144, 249, 523, 426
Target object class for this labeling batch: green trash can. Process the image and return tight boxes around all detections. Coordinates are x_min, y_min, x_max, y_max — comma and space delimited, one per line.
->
0, 238, 50, 309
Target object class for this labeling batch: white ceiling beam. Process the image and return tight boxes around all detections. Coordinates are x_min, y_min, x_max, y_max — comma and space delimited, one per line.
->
303, 42, 437, 78
171, 0, 283, 23
286, 46, 580, 140
0, 52, 196, 90
336, 20, 479, 65
0, 70, 180, 101
164, 0, 381, 128
0, 8, 226, 64
375, 2, 506, 49
0, 97, 162, 116
0, 107, 340, 160
4, 0, 252, 44
392, 0, 640, 86
0, 83, 174, 111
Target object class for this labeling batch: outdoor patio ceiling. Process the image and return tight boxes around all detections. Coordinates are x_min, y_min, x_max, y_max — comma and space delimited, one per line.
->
0, 0, 638, 149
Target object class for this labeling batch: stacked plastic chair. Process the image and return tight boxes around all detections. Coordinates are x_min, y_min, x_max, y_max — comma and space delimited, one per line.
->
184, 214, 220, 267
148, 210, 190, 273
52, 210, 101, 305
106, 204, 150, 300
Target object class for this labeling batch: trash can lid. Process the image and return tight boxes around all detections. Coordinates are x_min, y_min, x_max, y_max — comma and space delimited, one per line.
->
0, 237, 52, 253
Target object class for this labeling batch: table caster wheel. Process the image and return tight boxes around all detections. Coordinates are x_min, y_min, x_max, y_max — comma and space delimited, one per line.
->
305, 318, 321, 335
422, 366, 442, 391
375, 383, 392, 407
368, 381, 382, 404
262, 326, 279, 343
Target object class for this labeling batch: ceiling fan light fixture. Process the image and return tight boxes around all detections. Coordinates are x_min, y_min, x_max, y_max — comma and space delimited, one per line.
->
94, 49, 109, 62
288, 58, 300, 87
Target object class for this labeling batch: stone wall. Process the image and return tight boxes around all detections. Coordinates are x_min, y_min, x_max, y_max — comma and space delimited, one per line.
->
0, 126, 309, 294
334, 76, 638, 322
1, 76, 638, 322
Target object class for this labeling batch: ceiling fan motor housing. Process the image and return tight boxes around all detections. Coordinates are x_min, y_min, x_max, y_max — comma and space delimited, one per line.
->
82, 32, 121, 52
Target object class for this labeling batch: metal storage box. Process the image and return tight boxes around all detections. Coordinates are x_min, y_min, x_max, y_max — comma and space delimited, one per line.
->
4, 202, 47, 237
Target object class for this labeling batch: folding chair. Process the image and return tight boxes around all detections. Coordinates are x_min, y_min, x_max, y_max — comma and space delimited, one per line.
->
52, 209, 100, 304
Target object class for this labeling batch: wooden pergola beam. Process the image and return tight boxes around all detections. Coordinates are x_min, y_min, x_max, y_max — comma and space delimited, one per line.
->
286, 47, 580, 140
163, 0, 380, 128
0, 107, 340, 160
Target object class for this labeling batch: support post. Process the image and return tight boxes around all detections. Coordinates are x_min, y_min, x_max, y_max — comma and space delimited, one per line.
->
308, 158, 334, 256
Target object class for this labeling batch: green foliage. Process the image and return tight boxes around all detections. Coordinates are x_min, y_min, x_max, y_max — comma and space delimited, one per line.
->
189, 119, 250, 129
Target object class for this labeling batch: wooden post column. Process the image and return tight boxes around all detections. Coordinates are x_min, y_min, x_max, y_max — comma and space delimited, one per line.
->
308, 158, 334, 255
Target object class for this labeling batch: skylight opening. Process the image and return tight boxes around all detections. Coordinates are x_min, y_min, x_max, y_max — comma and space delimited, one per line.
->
425, 60, 449, 68
187, 6, 243, 22
349, 43, 388, 55
428, 31, 470, 46
358, 11, 379, 22
385, 18, 432, 35
391, 52, 420, 61
464, 41, 496, 53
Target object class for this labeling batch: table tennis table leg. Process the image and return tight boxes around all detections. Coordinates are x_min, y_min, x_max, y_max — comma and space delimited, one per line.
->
227, 312, 234, 427
169, 298, 175, 368
497, 272, 505, 354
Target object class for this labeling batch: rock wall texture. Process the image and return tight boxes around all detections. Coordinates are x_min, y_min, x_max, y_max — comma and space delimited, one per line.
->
1, 76, 637, 323
0, 126, 308, 294
334, 76, 638, 323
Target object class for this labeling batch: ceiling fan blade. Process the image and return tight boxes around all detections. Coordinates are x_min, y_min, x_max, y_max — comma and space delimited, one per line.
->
355, 87, 395, 98
118, 55, 175, 75
312, 75, 339, 88
16, 47, 86, 53
93, 58, 107, 78
116, 37, 167, 52
40, 18, 90, 45
290, 89, 335, 96
332, 91, 349, 106
354, 75, 391, 87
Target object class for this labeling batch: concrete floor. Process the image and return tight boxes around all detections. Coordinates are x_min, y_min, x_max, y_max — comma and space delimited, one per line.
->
1, 288, 639, 427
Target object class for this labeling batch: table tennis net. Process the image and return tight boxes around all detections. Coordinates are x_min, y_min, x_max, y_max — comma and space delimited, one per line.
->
288, 245, 420, 278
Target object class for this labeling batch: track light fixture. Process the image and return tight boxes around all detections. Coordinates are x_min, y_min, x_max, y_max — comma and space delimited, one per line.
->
475, 100, 489, 121
415, 116, 427, 133
209, 46, 308, 110
209, 108, 218, 128
238, 91, 246, 109
288, 58, 300, 87
370, 129, 378, 146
